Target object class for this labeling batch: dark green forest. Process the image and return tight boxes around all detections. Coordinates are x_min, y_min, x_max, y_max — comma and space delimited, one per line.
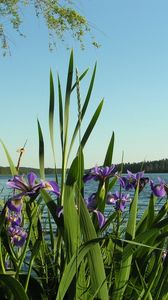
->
117, 158, 168, 173
0, 158, 168, 175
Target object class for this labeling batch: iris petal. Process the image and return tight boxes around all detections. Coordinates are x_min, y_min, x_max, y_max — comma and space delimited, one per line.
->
7, 199, 23, 213
7, 176, 27, 191
27, 172, 37, 187
93, 210, 105, 228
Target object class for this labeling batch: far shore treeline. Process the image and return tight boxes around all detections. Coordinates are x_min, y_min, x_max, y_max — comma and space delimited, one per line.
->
0, 158, 168, 175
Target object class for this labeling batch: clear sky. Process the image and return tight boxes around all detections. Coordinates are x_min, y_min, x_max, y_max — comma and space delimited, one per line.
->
0, 0, 168, 169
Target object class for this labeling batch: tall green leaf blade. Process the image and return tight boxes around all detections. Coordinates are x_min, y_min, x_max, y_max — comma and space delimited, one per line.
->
64, 49, 73, 146
58, 181, 82, 298
113, 185, 139, 299
79, 99, 104, 150
146, 194, 155, 229
103, 131, 115, 166
66, 150, 84, 188
63, 185, 80, 261
154, 252, 168, 300
153, 200, 168, 224
140, 250, 163, 300
56, 239, 103, 300
121, 228, 160, 261
79, 195, 109, 299
61, 50, 74, 204
0, 275, 29, 300
57, 74, 63, 150
66, 156, 79, 186
98, 131, 115, 211
49, 70, 55, 147
49, 70, 57, 181
0, 140, 17, 175
37, 119, 45, 179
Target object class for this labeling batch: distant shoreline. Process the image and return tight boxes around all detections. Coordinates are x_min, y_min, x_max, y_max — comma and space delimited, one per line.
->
0, 158, 168, 175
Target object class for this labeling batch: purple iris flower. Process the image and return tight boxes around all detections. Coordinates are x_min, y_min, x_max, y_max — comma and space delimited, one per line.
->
86, 193, 97, 210
8, 225, 27, 247
7, 172, 60, 198
6, 210, 22, 226
106, 191, 130, 212
150, 178, 166, 197
7, 199, 23, 213
41, 180, 60, 196
83, 165, 116, 183
7, 172, 43, 197
93, 210, 105, 228
85, 193, 105, 228
119, 170, 148, 192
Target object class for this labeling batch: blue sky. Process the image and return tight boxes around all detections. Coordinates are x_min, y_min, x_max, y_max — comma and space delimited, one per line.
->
0, 0, 168, 169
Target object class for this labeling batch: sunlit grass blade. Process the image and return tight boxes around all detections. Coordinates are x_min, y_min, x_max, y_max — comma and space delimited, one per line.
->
66, 156, 80, 186
154, 252, 168, 299
79, 194, 109, 299
118, 236, 164, 256
153, 200, 168, 224
63, 49, 73, 147
139, 251, 163, 300
146, 194, 155, 229
79, 99, 104, 150
136, 196, 157, 235
56, 238, 107, 300
103, 131, 115, 166
99, 131, 115, 211
49, 70, 58, 182
63, 185, 80, 261
66, 150, 84, 188
67, 64, 97, 160
61, 50, 74, 203
113, 184, 139, 299
37, 119, 45, 179
135, 260, 149, 299
57, 74, 63, 150
0, 275, 29, 300
0, 139, 17, 175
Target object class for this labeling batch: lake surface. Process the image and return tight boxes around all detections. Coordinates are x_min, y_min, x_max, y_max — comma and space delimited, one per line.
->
0, 173, 168, 228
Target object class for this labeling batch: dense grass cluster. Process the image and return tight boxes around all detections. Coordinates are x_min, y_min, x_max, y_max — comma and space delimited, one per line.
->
0, 52, 168, 300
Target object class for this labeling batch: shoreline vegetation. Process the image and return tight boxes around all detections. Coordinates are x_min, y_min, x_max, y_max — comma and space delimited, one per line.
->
1, 158, 168, 175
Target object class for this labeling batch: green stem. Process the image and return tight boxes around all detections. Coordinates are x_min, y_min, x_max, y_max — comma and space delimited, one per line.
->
108, 210, 121, 290
24, 256, 35, 293
0, 238, 6, 273
15, 222, 33, 279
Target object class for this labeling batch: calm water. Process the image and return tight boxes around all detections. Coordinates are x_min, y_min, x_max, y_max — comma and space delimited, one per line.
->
0, 173, 168, 229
